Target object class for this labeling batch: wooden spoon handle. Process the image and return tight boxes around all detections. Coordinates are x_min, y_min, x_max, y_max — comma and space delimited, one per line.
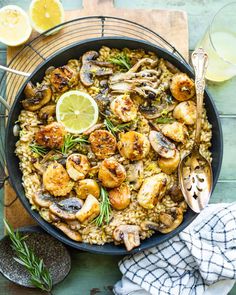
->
191, 48, 208, 146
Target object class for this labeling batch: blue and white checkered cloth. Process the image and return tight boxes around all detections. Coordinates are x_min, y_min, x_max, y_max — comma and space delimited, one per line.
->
114, 203, 236, 295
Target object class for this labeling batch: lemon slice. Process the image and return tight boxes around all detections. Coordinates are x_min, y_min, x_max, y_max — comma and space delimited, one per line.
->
29, 0, 65, 34
56, 90, 99, 134
0, 5, 32, 46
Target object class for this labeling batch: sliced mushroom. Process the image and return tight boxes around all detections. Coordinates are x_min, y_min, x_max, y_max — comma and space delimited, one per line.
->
22, 82, 52, 111
76, 194, 100, 223
80, 51, 113, 86
158, 150, 180, 175
141, 203, 186, 234
33, 192, 59, 208
126, 160, 144, 190
168, 183, 184, 202
113, 225, 140, 251
149, 130, 176, 158
54, 222, 82, 241
66, 154, 90, 181
66, 220, 81, 231
137, 173, 168, 209
74, 179, 100, 199
38, 104, 56, 122
49, 197, 83, 220
109, 183, 131, 210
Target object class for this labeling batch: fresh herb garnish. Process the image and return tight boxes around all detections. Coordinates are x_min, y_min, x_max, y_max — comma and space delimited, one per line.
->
61, 134, 89, 154
30, 143, 48, 157
104, 117, 132, 136
95, 187, 111, 227
155, 117, 175, 124
4, 219, 53, 293
109, 53, 131, 70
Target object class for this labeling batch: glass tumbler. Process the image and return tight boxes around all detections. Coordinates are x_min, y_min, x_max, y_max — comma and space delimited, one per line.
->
197, 2, 236, 82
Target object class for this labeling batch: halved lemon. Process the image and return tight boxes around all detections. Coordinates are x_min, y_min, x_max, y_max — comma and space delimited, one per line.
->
29, 0, 65, 34
0, 5, 32, 46
56, 90, 99, 134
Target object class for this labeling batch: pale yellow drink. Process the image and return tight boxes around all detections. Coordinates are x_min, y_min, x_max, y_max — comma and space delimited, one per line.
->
198, 31, 236, 82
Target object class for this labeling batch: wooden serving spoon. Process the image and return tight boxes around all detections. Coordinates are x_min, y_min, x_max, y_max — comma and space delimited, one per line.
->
178, 48, 213, 213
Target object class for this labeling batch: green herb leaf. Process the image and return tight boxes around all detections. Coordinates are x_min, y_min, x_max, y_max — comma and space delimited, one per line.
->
104, 117, 132, 136
29, 143, 48, 157
61, 134, 89, 155
3, 219, 53, 292
95, 187, 111, 227
155, 117, 176, 124
109, 53, 131, 70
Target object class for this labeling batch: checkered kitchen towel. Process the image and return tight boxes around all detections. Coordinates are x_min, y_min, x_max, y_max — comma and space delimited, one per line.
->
114, 203, 236, 295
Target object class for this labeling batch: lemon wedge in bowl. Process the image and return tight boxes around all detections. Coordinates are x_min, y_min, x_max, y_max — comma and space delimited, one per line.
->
56, 90, 99, 134
29, 0, 65, 34
0, 5, 32, 46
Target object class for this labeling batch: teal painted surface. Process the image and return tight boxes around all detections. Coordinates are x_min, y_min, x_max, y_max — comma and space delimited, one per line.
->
0, 0, 236, 294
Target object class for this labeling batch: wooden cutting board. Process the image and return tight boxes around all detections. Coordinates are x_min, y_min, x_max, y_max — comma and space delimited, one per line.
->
5, 0, 189, 228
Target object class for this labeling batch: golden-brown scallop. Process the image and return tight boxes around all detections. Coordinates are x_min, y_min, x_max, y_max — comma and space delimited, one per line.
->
117, 131, 150, 161
89, 130, 117, 160
137, 173, 168, 209
43, 162, 74, 197
35, 122, 66, 149
173, 101, 197, 125
110, 94, 137, 122
170, 73, 195, 101
74, 179, 100, 199
98, 158, 126, 188
109, 183, 131, 210
160, 122, 187, 143
158, 150, 180, 175
66, 154, 90, 181
50, 66, 78, 92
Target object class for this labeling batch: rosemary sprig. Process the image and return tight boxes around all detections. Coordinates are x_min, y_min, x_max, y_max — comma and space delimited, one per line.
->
4, 219, 53, 293
155, 117, 176, 124
61, 134, 89, 154
109, 53, 131, 70
104, 117, 132, 136
95, 187, 111, 227
30, 143, 48, 157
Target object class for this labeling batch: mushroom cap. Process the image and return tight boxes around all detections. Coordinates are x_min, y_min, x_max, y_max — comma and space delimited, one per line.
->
49, 197, 83, 220
149, 130, 176, 158
22, 84, 52, 111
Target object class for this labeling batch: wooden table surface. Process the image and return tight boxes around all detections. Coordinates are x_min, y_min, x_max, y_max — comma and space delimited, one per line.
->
0, 0, 235, 294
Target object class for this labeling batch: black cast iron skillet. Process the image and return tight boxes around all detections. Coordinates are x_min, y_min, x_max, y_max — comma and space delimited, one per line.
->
5, 37, 223, 255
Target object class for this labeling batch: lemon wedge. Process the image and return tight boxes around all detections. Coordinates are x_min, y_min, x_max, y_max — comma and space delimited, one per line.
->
56, 90, 99, 134
29, 0, 65, 34
0, 5, 32, 46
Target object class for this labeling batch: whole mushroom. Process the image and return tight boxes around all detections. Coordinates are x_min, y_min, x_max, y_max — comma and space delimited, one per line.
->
113, 225, 141, 251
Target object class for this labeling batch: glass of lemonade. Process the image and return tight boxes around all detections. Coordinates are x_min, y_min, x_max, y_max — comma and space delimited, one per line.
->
197, 2, 236, 82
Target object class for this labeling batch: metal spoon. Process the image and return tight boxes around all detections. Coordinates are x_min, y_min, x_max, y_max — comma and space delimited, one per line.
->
0, 64, 30, 77
178, 48, 213, 213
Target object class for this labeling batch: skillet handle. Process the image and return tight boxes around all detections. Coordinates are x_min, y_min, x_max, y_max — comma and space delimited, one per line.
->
0, 96, 9, 190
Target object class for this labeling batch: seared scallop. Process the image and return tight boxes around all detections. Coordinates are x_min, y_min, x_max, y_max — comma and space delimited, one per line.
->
89, 129, 117, 160
109, 183, 131, 210
35, 122, 66, 149
74, 179, 100, 199
118, 131, 150, 161
66, 154, 90, 181
173, 101, 197, 125
110, 94, 137, 122
43, 162, 74, 197
98, 158, 126, 188
170, 73, 195, 101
